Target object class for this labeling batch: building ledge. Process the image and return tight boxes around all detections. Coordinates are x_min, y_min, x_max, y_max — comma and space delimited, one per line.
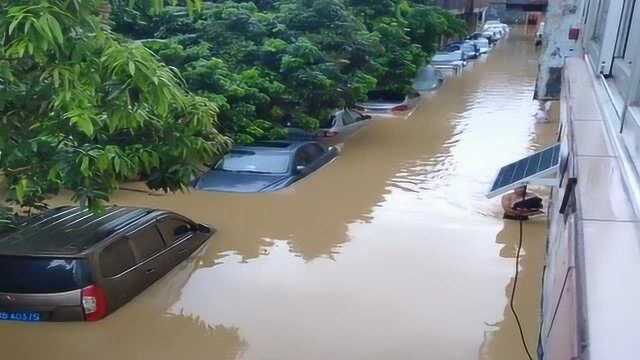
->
561, 56, 640, 360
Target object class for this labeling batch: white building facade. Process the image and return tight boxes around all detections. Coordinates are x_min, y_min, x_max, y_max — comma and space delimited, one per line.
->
540, 1, 640, 359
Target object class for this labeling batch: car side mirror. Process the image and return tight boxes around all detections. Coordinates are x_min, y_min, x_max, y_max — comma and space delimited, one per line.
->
361, 115, 372, 120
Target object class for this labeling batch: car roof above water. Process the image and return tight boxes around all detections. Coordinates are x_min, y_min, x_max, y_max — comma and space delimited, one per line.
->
0, 206, 159, 257
232, 141, 313, 153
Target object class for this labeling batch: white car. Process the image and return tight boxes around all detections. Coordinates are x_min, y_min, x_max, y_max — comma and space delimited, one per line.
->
535, 22, 545, 46
316, 108, 371, 142
483, 28, 503, 41
431, 51, 466, 73
471, 38, 491, 54
413, 65, 445, 92
484, 21, 509, 33
285, 108, 372, 143
356, 89, 421, 115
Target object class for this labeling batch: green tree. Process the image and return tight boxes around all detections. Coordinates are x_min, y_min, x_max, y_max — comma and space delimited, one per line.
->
0, 0, 229, 216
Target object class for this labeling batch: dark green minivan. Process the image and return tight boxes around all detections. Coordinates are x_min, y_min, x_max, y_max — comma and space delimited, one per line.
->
0, 207, 214, 322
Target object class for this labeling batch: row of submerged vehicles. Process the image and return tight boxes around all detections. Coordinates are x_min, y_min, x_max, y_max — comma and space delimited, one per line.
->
194, 21, 509, 192
0, 21, 510, 323
194, 21, 510, 193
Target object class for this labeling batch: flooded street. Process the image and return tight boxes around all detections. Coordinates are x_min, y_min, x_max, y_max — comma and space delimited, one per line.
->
0, 26, 556, 360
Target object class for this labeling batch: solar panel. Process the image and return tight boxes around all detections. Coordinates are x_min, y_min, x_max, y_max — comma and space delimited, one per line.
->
487, 143, 561, 198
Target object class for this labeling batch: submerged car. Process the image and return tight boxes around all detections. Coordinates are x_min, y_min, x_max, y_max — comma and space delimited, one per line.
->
356, 89, 421, 114
194, 141, 338, 193
483, 25, 505, 40
431, 51, 466, 73
445, 41, 479, 59
0, 206, 213, 322
535, 22, 545, 46
468, 31, 498, 45
285, 109, 372, 143
316, 108, 371, 142
412, 65, 445, 92
484, 21, 510, 33
470, 38, 491, 54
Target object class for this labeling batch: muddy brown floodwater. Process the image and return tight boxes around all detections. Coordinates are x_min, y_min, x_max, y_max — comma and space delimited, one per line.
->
0, 26, 557, 360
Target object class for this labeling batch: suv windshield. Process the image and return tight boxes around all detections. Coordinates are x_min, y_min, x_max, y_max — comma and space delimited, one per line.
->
216, 150, 290, 174
0, 256, 91, 293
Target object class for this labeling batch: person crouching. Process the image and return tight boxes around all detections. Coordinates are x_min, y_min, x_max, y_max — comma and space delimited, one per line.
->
501, 186, 544, 221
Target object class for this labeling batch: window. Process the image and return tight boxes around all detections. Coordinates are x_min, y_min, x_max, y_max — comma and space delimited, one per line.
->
294, 149, 311, 167
304, 144, 325, 161
342, 110, 357, 126
353, 110, 367, 122
100, 239, 136, 277
614, 0, 637, 58
215, 150, 290, 174
295, 144, 325, 167
0, 257, 91, 293
157, 218, 192, 245
129, 224, 165, 263
591, 0, 611, 43
583, 0, 593, 24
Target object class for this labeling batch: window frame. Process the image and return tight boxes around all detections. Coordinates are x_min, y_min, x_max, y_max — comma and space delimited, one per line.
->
341, 110, 357, 126
608, 1, 640, 109
126, 222, 166, 264
99, 237, 137, 278
156, 216, 194, 246
304, 144, 326, 163
585, 0, 625, 75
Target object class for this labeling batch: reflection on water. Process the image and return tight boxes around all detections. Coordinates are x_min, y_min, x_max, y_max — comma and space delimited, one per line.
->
479, 220, 547, 360
0, 25, 556, 359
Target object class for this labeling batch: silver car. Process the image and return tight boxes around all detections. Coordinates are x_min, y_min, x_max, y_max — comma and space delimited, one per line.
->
431, 51, 466, 73
413, 65, 445, 92
316, 108, 372, 143
471, 38, 491, 54
356, 89, 421, 115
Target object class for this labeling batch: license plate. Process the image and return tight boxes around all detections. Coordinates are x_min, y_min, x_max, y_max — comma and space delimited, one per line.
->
0, 311, 41, 322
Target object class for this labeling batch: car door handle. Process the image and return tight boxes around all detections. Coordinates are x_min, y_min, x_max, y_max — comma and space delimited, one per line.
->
146, 268, 156, 274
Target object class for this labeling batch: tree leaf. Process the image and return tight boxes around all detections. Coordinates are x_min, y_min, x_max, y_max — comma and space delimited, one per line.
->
15, 179, 28, 203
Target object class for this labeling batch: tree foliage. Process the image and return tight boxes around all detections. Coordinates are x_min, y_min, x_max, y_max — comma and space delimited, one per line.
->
0, 0, 465, 220
113, 0, 465, 143
0, 0, 229, 214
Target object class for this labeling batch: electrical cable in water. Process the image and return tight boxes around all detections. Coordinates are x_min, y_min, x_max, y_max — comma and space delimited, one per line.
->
510, 219, 534, 360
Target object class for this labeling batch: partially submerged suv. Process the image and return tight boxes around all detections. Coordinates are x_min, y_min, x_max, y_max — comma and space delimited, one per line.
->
0, 206, 213, 322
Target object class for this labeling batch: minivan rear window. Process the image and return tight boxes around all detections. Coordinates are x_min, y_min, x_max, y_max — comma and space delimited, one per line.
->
0, 256, 91, 294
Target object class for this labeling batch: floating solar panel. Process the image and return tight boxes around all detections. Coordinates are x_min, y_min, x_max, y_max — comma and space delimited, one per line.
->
487, 143, 561, 198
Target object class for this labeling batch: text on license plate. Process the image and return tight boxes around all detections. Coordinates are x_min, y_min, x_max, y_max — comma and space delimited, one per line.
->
0, 311, 41, 322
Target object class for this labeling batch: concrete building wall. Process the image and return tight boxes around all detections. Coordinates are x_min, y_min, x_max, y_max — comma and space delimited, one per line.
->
487, 0, 548, 23
540, 1, 640, 359
535, 0, 583, 100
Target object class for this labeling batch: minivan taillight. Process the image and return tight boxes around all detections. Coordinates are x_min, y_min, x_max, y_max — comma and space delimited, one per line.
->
81, 285, 108, 321
392, 104, 409, 112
